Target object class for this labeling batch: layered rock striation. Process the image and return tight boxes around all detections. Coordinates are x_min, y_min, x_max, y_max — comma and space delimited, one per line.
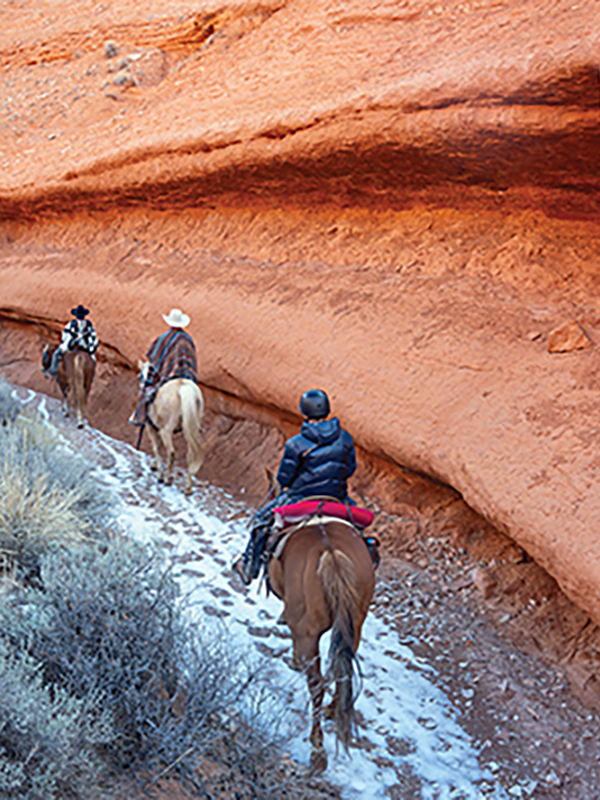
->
1, 1, 600, 620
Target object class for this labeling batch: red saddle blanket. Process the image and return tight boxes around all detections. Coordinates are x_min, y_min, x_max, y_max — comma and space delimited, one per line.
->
273, 500, 374, 529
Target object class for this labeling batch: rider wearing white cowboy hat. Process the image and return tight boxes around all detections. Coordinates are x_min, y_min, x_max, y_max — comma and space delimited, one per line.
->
129, 308, 198, 426
162, 308, 190, 328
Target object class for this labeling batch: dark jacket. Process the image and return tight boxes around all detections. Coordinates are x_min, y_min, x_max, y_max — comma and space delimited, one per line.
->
276, 417, 357, 500
60, 318, 98, 354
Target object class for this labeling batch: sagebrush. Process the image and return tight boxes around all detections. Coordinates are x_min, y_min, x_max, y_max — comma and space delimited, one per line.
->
0, 380, 336, 799
0, 537, 299, 797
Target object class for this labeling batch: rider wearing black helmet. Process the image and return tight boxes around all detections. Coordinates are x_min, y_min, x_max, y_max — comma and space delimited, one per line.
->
233, 388, 357, 585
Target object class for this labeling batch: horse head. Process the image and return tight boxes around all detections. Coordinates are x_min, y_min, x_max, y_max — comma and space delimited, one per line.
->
137, 359, 150, 386
41, 344, 54, 377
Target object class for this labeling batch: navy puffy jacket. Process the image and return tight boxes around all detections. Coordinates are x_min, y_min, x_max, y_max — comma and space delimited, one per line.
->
276, 417, 357, 500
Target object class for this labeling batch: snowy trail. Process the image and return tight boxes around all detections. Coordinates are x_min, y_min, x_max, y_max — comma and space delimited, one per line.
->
25, 391, 507, 800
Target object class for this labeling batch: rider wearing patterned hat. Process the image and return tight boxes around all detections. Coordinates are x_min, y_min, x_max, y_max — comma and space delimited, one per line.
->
234, 388, 357, 585
49, 304, 99, 377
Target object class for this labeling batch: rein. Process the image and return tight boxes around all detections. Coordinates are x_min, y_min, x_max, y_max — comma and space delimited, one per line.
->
135, 424, 145, 450
248, 480, 279, 531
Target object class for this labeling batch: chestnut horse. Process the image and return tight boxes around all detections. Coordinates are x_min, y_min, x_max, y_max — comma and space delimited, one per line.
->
42, 345, 95, 428
137, 361, 205, 495
268, 516, 375, 771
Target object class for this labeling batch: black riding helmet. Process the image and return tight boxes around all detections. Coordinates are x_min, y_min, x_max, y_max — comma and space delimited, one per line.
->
299, 389, 330, 420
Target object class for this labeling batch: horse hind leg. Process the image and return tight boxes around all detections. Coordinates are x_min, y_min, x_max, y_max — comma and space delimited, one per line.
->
59, 379, 70, 418
146, 425, 162, 478
288, 634, 327, 769
306, 657, 327, 773
160, 429, 175, 485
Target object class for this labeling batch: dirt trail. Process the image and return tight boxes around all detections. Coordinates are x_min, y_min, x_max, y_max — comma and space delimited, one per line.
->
18, 384, 600, 799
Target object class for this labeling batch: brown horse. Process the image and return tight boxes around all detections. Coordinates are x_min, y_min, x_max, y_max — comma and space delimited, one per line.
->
137, 361, 205, 495
268, 516, 375, 771
42, 345, 95, 428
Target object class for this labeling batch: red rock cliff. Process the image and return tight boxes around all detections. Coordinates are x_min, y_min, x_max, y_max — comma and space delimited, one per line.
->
1, 1, 600, 620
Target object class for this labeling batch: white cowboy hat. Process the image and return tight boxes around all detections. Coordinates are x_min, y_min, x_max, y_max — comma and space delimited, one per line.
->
162, 308, 190, 328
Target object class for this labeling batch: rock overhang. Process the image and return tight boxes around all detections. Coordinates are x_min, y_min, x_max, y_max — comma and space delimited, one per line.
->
1, 0, 600, 624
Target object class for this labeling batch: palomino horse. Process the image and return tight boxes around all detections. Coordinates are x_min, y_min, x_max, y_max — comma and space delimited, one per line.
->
42, 345, 95, 428
268, 516, 375, 771
137, 361, 205, 495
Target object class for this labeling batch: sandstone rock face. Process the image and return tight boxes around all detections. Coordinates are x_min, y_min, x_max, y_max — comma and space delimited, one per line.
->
1, 2, 600, 621
548, 320, 592, 353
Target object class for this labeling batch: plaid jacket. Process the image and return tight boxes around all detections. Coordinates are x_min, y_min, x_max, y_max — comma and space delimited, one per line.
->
60, 319, 99, 354
145, 328, 198, 388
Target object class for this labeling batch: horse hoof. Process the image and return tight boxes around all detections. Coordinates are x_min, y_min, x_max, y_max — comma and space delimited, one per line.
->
289, 656, 303, 673
77, 420, 84, 429
184, 486, 192, 496
310, 747, 327, 773
157, 475, 164, 484
150, 463, 158, 472
165, 477, 173, 486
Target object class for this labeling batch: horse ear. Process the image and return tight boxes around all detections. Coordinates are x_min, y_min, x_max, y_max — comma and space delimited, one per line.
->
264, 467, 276, 491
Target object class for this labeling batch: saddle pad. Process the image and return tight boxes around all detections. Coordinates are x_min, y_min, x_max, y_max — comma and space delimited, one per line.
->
273, 500, 374, 529
270, 515, 359, 560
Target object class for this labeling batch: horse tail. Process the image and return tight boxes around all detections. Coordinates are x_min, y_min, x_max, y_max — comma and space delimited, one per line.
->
180, 383, 205, 475
317, 547, 360, 747
73, 352, 87, 421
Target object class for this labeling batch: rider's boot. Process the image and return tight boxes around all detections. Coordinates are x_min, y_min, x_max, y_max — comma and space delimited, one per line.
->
364, 536, 381, 569
234, 526, 269, 585
49, 348, 63, 378
128, 392, 148, 427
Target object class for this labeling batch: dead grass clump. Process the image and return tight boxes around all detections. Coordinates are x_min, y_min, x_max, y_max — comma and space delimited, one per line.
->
0, 413, 111, 582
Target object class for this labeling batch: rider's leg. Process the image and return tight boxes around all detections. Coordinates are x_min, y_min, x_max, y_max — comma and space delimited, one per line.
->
234, 492, 291, 585
238, 525, 270, 584
49, 346, 65, 377
364, 535, 381, 569
345, 494, 380, 568
129, 383, 153, 426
